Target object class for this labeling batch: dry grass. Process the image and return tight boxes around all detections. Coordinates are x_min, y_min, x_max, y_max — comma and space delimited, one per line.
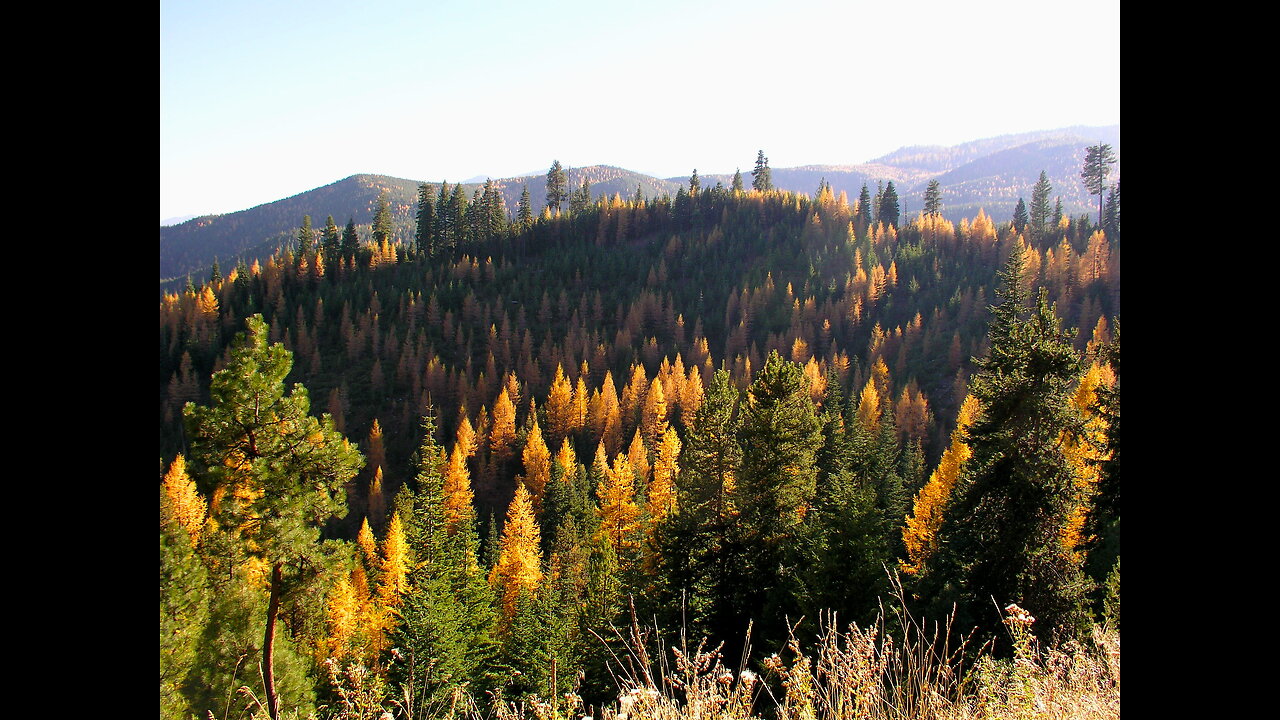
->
305, 596, 1118, 720
481, 598, 1119, 720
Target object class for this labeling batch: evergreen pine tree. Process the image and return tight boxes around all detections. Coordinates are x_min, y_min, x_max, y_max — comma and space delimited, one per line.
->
393, 413, 497, 708
857, 183, 872, 227
415, 183, 437, 257
1102, 181, 1120, 241
372, 191, 393, 247
731, 352, 822, 643
570, 177, 592, 214
923, 179, 942, 217
183, 315, 363, 720
341, 219, 359, 264
924, 252, 1093, 643
731, 168, 744, 193
1012, 198, 1028, 234
296, 215, 314, 258
160, 484, 211, 720
1030, 170, 1053, 245
1081, 143, 1118, 225
447, 183, 468, 249
879, 181, 901, 228
322, 215, 341, 271
518, 185, 533, 228
546, 160, 568, 212
751, 150, 772, 191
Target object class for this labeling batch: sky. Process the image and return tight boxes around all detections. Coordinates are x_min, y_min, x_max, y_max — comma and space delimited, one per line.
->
160, 0, 1119, 223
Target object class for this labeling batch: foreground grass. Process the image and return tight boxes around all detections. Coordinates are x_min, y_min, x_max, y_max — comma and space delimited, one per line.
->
260, 600, 1119, 720
419, 604, 1117, 720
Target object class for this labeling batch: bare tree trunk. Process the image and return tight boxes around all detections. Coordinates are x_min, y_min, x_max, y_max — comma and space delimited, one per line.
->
263, 562, 283, 720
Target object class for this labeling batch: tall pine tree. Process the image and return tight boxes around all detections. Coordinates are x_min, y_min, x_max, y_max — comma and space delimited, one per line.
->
184, 315, 363, 719
751, 150, 772, 192
924, 252, 1093, 644
546, 160, 568, 213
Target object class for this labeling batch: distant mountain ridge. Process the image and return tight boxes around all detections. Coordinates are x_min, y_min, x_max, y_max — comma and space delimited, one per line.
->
160, 125, 1117, 286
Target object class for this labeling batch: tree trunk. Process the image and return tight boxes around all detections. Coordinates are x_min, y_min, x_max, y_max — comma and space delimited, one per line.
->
263, 562, 283, 720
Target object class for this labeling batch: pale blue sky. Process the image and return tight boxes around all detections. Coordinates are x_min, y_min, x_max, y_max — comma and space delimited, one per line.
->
160, 0, 1119, 222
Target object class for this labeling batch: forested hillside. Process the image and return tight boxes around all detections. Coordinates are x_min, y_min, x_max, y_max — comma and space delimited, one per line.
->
160, 126, 1117, 290
160, 151, 1120, 720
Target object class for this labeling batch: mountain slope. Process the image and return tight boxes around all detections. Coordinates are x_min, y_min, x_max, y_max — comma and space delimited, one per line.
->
160, 126, 1117, 285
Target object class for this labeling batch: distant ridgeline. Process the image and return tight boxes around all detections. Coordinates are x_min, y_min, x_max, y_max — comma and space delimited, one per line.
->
159, 125, 1117, 289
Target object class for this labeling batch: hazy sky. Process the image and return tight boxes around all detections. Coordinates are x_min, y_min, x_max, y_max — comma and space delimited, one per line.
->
160, 0, 1119, 222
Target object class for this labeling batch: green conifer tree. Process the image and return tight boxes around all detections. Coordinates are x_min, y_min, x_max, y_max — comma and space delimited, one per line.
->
322, 215, 341, 271
296, 215, 314, 259
1081, 144, 1117, 225
415, 183, 437, 257
857, 183, 872, 228
924, 252, 1093, 643
372, 191, 393, 247
1012, 198, 1028, 234
1030, 171, 1053, 244
923, 180, 942, 217
184, 315, 363, 720
341, 218, 359, 264
546, 160, 568, 212
1103, 181, 1120, 241
751, 150, 772, 191
518, 185, 533, 229
879, 181, 901, 228
731, 352, 822, 645
393, 412, 497, 708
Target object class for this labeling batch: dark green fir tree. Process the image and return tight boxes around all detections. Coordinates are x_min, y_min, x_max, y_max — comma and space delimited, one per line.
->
546, 160, 568, 212
923, 252, 1093, 644
751, 150, 772, 192
923, 179, 942, 217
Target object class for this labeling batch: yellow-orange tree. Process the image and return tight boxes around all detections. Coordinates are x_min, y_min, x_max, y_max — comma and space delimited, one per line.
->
184, 314, 363, 720
490, 483, 544, 621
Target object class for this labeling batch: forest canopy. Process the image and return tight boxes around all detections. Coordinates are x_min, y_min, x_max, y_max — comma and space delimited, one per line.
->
161, 158, 1119, 719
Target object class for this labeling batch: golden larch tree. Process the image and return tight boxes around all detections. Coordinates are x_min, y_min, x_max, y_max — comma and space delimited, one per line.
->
1060, 361, 1114, 556
376, 512, 409, 607
627, 429, 651, 488
489, 483, 544, 620
323, 572, 361, 662
443, 443, 475, 533
162, 454, 206, 546
854, 378, 881, 435
901, 394, 980, 575
620, 364, 649, 438
356, 516, 378, 571
640, 375, 669, 448
894, 383, 933, 447
554, 438, 578, 482
521, 416, 552, 509
590, 371, 623, 456
681, 367, 704, 428
571, 374, 590, 436
455, 411, 478, 459
646, 427, 681, 524
490, 387, 518, 461
544, 363, 575, 447
597, 452, 642, 554
366, 419, 387, 480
